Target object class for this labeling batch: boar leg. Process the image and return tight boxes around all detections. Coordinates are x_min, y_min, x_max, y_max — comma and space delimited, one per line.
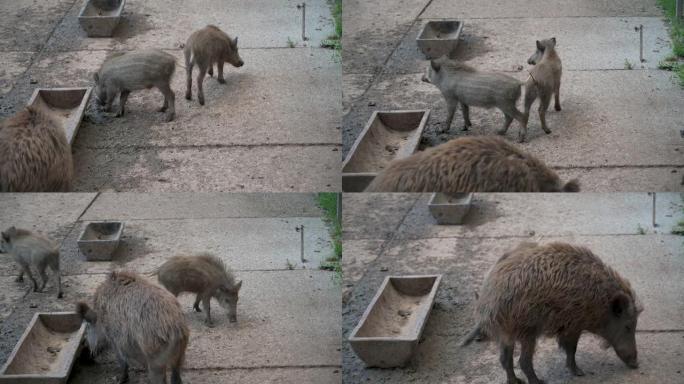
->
519, 336, 545, 384
171, 364, 183, 384
460, 103, 471, 131
48, 257, 63, 298
116, 91, 130, 117
158, 84, 175, 122
538, 91, 552, 134
499, 342, 522, 384
554, 80, 561, 111
20, 265, 39, 292
208, 65, 214, 77
196, 66, 208, 106
202, 296, 214, 327
104, 88, 117, 113
15, 270, 24, 282
193, 295, 202, 312
559, 333, 584, 376
37, 261, 49, 292
114, 348, 130, 384
524, 84, 537, 122
147, 364, 167, 384
185, 59, 194, 100
443, 102, 456, 133
217, 62, 226, 84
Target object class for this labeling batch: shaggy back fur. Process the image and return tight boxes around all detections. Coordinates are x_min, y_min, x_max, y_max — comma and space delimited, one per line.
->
0, 107, 73, 192
157, 252, 236, 294
185, 25, 241, 68
474, 242, 639, 342
366, 136, 579, 193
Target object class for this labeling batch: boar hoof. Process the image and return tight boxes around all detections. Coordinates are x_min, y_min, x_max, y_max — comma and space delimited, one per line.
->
199, 99, 205, 106
542, 127, 552, 134
218, 78, 226, 84
165, 113, 175, 122
462, 125, 470, 131
15, 276, 23, 283
555, 105, 562, 111
570, 366, 585, 376
158, 106, 168, 113
517, 135, 526, 143
193, 305, 202, 312
495, 129, 507, 136
185, 93, 192, 101
57, 292, 64, 299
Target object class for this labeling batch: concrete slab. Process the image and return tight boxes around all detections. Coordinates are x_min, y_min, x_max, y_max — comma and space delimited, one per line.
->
0, 52, 33, 96
343, 73, 373, 113
47, 216, 333, 277
0, 277, 27, 321
342, 193, 420, 240
386, 17, 672, 74
341, 239, 384, 301
180, 270, 340, 368
342, 70, 684, 191
81, 193, 322, 220
0, 193, 96, 239
394, 193, 684, 240
0, 0, 75, 52
72, 144, 340, 192
422, 0, 663, 18
45, 0, 335, 51
342, 0, 428, 74
69, 365, 341, 384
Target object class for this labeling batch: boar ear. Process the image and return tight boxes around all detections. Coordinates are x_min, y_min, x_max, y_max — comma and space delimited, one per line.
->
551, 37, 557, 44
430, 60, 441, 72
233, 36, 238, 46
536, 40, 543, 50
93, 72, 99, 83
76, 302, 97, 323
1, 231, 8, 242
233, 280, 242, 291
611, 293, 631, 318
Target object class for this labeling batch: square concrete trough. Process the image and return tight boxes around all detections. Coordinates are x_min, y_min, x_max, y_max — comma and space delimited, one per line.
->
428, 193, 473, 225
27, 88, 92, 146
342, 110, 430, 192
78, 0, 126, 37
77, 221, 125, 261
416, 20, 464, 59
0, 312, 86, 384
348, 275, 442, 368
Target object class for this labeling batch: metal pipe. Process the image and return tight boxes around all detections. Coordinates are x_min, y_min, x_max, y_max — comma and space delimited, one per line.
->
301, 3, 307, 41
639, 24, 644, 63
652, 192, 657, 228
295, 224, 305, 262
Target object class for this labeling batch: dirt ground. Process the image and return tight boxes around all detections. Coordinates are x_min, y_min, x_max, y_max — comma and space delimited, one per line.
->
0, 193, 341, 383
0, 0, 341, 192
342, 0, 684, 191
342, 193, 684, 383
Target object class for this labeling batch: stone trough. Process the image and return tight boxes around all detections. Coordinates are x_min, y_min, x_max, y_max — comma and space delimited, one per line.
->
342, 110, 430, 192
27, 88, 92, 146
78, 0, 126, 37
0, 312, 86, 384
348, 275, 442, 368
428, 193, 473, 225
77, 221, 125, 261
416, 20, 464, 59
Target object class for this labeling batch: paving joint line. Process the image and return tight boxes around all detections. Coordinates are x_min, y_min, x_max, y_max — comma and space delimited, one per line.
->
419, 15, 665, 20
346, 233, 682, 241
78, 143, 341, 150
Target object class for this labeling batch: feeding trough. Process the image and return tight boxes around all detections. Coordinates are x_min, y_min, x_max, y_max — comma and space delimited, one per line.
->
0, 312, 86, 384
27, 88, 92, 146
78, 0, 126, 37
77, 221, 125, 261
348, 275, 442, 368
428, 193, 473, 225
342, 110, 430, 192
416, 20, 464, 59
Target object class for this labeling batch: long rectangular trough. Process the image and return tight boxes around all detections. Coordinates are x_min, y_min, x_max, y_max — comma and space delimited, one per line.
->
342, 110, 430, 192
27, 87, 92, 146
348, 275, 442, 368
416, 20, 464, 59
0, 312, 86, 384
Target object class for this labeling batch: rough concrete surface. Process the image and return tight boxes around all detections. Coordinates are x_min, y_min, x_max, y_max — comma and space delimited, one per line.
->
342, 192, 684, 383
0, 193, 341, 383
342, 0, 684, 192
0, 0, 341, 192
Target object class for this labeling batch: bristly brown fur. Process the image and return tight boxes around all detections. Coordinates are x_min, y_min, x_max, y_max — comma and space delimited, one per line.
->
366, 136, 579, 193
0, 107, 73, 192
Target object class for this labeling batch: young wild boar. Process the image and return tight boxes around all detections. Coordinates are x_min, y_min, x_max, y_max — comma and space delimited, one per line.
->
521, 37, 563, 136
365, 136, 579, 193
423, 56, 528, 141
0, 107, 73, 192
77, 271, 189, 384
184, 25, 244, 106
462, 242, 642, 384
94, 49, 176, 122
0, 227, 63, 298
157, 253, 242, 327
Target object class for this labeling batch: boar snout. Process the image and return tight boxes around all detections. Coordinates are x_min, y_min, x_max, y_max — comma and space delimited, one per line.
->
421, 73, 430, 83
229, 313, 237, 323
236, 59, 244, 67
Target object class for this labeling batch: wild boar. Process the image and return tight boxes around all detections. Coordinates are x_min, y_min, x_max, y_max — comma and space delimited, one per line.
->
0, 226, 63, 298
0, 107, 73, 192
521, 37, 563, 136
423, 56, 527, 141
365, 136, 580, 193
157, 253, 242, 327
462, 242, 642, 384
94, 49, 176, 122
77, 271, 189, 384
184, 25, 244, 105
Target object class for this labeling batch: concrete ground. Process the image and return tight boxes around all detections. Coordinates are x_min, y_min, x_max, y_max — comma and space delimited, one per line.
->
342, 0, 684, 192
0, 193, 341, 383
342, 193, 684, 383
0, 0, 341, 192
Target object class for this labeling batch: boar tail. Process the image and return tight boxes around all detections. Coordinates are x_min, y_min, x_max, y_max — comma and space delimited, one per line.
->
460, 325, 484, 347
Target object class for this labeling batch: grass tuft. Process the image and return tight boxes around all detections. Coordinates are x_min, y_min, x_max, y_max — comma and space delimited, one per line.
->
317, 193, 342, 282
657, 0, 684, 85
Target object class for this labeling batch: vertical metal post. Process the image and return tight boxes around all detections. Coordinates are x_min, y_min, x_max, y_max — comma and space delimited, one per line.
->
300, 225, 305, 262
639, 25, 644, 63
301, 3, 307, 41
652, 193, 657, 228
